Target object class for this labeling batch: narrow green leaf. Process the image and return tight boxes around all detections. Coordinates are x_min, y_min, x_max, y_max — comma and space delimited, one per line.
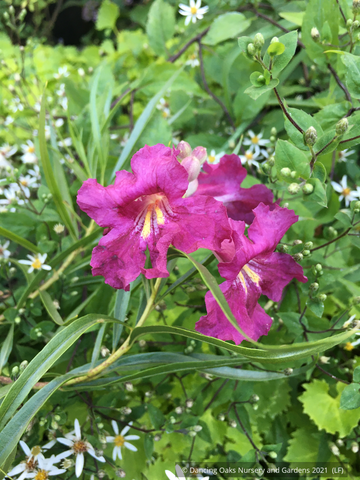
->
90, 324, 106, 369
64, 287, 101, 323
0, 325, 14, 375
0, 445, 16, 480
39, 291, 64, 325
111, 67, 184, 177
112, 289, 131, 351
0, 226, 40, 254
90, 67, 104, 178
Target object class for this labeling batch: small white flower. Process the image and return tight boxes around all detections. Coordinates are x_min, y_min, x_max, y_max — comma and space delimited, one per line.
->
19, 253, 52, 274
331, 175, 358, 206
59, 97, 68, 111
55, 118, 64, 128
55, 419, 105, 478
6, 441, 56, 480
0, 143, 17, 172
78, 68, 85, 77
207, 149, 225, 164
186, 54, 200, 68
4, 115, 14, 126
16, 174, 40, 196
56, 84, 66, 97
0, 240, 10, 259
156, 98, 171, 118
243, 130, 270, 155
54, 224, 65, 234
21, 140, 37, 164
28, 165, 41, 179
338, 149, 355, 162
179, 0, 209, 25
58, 137, 72, 148
10, 97, 24, 113
240, 149, 260, 169
106, 420, 140, 461
0, 187, 25, 210
54, 66, 70, 79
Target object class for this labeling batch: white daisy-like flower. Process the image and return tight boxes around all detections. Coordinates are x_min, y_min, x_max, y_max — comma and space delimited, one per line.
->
243, 130, 270, 155
338, 149, 356, 162
57, 137, 72, 148
21, 140, 37, 164
186, 53, 200, 68
54, 224, 65, 234
54, 66, 70, 79
28, 165, 41, 179
6, 441, 56, 480
19, 253, 51, 274
207, 149, 225, 164
0, 240, 10, 259
4, 115, 14, 126
156, 98, 171, 119
17, 174, 39, 195
179, 0, 209, 25
240, 149, 260, 169
0, 186, 25, 210
0, 143, 17, 172
106, 420, 140, 461
331, 175, 358, 207
55, 419, 105, 478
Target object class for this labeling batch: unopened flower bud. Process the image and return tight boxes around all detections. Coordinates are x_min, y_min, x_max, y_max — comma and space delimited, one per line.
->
336, 439, 344, 447
271, 127, 277, 136
304, 126, 317, 146
19, 9, 27, 21
254, 33, 265, 49
98, 470, 106, 479
192, 146, 207, 164
3, 12, 9, 21
279, 244, 288, 253
303, 183, 314, 195
51, 420, 58, 430
175, 406, 183, 414
11, 366, 19, 376
281, 167, 291, 177
303, 249, 311, 256
9, 5, 15, 15
353, 0, 360, 14
115, 468, 126, 478
330, 443, 340, 456
315, 263, 322, 272
352, 296, 360, 305
154, 434, 161, 441
193, 425, 202, 432
188, 430, 197, 437
336, 118, 349, 135
319, 356, 330, 364
293, 239, 303, 245
347, 18, 354, 27
351, 442, 359, 453
54, 414, 61, 422
270, 36, 279, 44
20, 360, 28, 372
310, 282, 319, 292
247, 43, 256, 56
268, 156, 275, 166
229, 420, 237, 428
124, 382, 133, 391
284, 368, 293, 376
186, 398, 194, 408
262, 162, 271, 173
290, 170, 297, 178
328, 226, 337, 238
311, 27, 320, 41
269, 451, 277, 459
250, 394, 260, 403
177, 140, 192, 160
353, 201, 360, 210
304, 241, 313, 249
288, 183, 301, 194
100, 345, 110, 358
318, 294, 327, 302
270, 135, 276, 143
181, 156, 201, 182
15, 316, 21, 324
218, 413, 225, 421
354, 20, 360, 28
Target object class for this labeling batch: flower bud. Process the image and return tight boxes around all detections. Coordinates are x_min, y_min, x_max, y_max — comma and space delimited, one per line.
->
347, 18, 353, 27
188, 430, 197, 437
319, 356, 330, 364
270, 135, 276, 143
100, 345, 110, 357
281, 167, 291, 177
193, 425, 202, 432
229, 420, 237, 428
269, 451, 277, 459
303, 249, 311, 256
315, 263, 322, 272
351, 442, 359, 453
19, 9, 27, 21
353, 0, 360, 13
284, 368, 293, 376
124, 382, 133, 391
218, 413, 225, 421
330, 443, 340, 456
9, 5, 15, 15
310, 282, 319, 292
249, 394, 260, 403
262, 162, 271, 174
177, 140, 192, 160
186, 398, 194, 408
293, 253, 303, 261
318, 294, 327, 302
254, 33, 265, 49
336, 118, 349, 135
115, 468, 126, 478
311, 27, 320, 41
170, 416, 176, 424
247, 43, 256, 56
11, 365, 19, 376
353, 201, 360, 210
270, 36, 279, 44
352, 296, 360, 305
336, 438, 344, 447
192, 146, 207, 164
15, 316, 21, 324
268, 156, 275, 166
304, 126, 317, 146
20, 360, 28, 372
293, 239, 303, 245
271, 127, 277, 136
175, 406, 183, 414
98, 470, 106, 479
303, 183, 314, 195
304, 241, 313, 249
3, 12, 9, 20
288, 183, 301, 194
279, 244, 288, 253
181, 156, 201, 182
354, 20, 360, 28
290, 170, 297, 178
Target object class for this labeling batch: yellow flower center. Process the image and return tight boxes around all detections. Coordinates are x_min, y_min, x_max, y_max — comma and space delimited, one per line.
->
27, 146, 35, 153
238, 264, 260, 294
245, 152, 253, 160
114, 435, 125, 447
31, 258, 42, 270
251, 136, 259, 144
343, 187, 351, 196
162, 111, 169, 118
344, 342, 354, 351
20, 179, 28, 186
135, 193, 171, 240
72, 440, 88, 454
34, 470, 48, 480
191, 6, 197, 14
208, 155, 216, 163
31, 446, 42, 456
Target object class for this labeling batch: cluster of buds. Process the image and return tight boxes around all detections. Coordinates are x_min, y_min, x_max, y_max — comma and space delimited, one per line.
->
247, 32, 265, 56
177, 141, 207, 197
291, 240, 313, 262
188, 424, 202, 437
354, 0, 360, 14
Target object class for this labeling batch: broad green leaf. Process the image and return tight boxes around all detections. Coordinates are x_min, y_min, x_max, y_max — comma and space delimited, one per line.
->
0, 226, 40, 254
304, 178, 327, 208
284, 428, 320, 464
96, 0, 120, 31
238, 36, 253, 54
275, 140, 310, 181
148, 404, 165, 429
111, 67, 183, 177
271, 31, 298, 77
39, 94, 77, 239
250, 71, 266, 86
0, 373, 75, 469
300, 380, 360, 437
340, 383, 360, 410
39, 291, 64, 325
146, 0, 175, 56
267, 41, 285, 57
354, 366, 360, 383
244, 78, 279, 100
283, 107, 323, 151
313, 162, 326, 183
0, 325, 13, 375
0, 315, 120, 430
306, 297, 325, 317
335, 211, 352, 227
144, 434, 154, 461
341, 53, 360, 99
203, 12, 251, 46
279, 12, 305, 26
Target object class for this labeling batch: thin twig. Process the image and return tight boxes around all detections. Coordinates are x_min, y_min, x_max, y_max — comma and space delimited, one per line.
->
168, 27, 210, 63
233, 405, 267, 463
198, 41, 235, 129
335, 0, 348, 24
340, 134, 360, 145
204, 380, 229, 411
316, 364, 349, 384
327, 63, 352, 103
273, 88, 304, 133
110, 87, 132, 110
311, 228, 351, 252
252, 10, 305, 48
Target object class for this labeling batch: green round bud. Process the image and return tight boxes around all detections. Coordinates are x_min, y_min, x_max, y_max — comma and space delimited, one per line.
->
304, 241, 313, 249
270, 135, 276, 143
353, 0, 360, 13
288, 183, 301, 194
15, 316, 21, 324
315, 263, 322, 272
353, 201, 360, 210
271, 127, 277, 136
261, 162, 271, 173
54, 414, 61, 422
257, 74, 265, 83
355, 209, 360, 214
293, 253, 303, 261
318, 294, 327, 302
328, 226, 337, 238
290, 170, 297, 178
347, 18, 354, 27
9, 6, 14, 15
303, 183, 314, 195
19, 9, 27, 21
268, 156, 275, 166
354, 20, 360, 29
269, 451, 278, 459
188, 430, 197, 437
303, 249, 311, 256
12, 366, 19, 376
3, 12, 9, 21
218, 413, 225, 421
97, 422, 104, 429
247, 43, 256, 56
254, 33, 265, 49
304, 126, 317, 146
279, 244, 288, 253
293, 240, 303, 245
270, 36, 279, 44
310, 282, 319, 292
284, 368, 293, 376
311, 27, 320, 41
352, 296, 360, 305
250, 394, 260, 403
280, 167, 291, 177
336, 118, 349, 135
20, 360, 28, 371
